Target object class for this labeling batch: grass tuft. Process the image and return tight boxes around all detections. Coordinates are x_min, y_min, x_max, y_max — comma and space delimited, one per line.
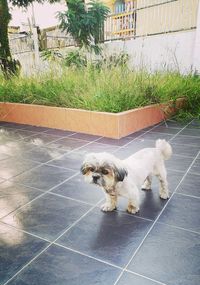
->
0, 67, 199, 120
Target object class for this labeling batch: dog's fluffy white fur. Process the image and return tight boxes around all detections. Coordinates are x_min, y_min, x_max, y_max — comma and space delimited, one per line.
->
81, 139, 172, 214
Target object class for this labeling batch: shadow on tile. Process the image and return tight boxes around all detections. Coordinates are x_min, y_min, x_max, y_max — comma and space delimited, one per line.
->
57, 208, 152, 267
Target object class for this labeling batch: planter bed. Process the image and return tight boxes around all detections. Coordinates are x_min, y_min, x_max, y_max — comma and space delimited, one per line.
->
0, 98, 186, 139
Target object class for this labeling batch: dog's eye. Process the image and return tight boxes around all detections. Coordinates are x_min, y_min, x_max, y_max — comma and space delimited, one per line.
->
102, 169, 109, 175
89, 167, 95, 172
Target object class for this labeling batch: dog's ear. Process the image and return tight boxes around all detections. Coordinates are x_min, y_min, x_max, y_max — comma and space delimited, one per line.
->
114, 166, 128, 182
80, 162, 87, 175
80, 153, 96, 175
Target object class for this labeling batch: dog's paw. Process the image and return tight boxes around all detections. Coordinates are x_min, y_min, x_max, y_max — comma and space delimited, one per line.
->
101, 203, 115, 212
159, 192, 169, 200
127, 204, 139, 214
141, 186, 151, 191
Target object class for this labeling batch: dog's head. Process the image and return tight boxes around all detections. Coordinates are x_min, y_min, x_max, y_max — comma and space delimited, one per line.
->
80, 152, 128, 190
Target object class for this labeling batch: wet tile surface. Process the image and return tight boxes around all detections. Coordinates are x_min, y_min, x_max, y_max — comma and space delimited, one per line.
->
165, 154, 194, 172
2, 193, 91, 241
0, 120, 199, 285
57, 209, 152, 267
158, 193, 200, 233
11, 165, 76, 191
47, 151, 84, 171
0, 222, 48, 284
51, 174, 104, 204
170, 143, 200, 157
117, 272, 159, 285
13, 146, 67, 163
7, 245, 121, 285
0, 182, 42, 218
176, 172, 200, 197
127, 223, 200, 285
0, 158, 39, 180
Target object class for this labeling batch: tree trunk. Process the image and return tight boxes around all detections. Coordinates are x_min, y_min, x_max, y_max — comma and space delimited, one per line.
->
0, 0, 19, 78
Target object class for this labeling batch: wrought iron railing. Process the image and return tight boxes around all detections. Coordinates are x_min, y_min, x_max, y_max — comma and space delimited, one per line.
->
104, 0, 198, 41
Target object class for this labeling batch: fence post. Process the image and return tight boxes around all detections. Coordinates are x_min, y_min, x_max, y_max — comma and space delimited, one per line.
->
32, 27, 40, 67
31, 3, 40, 68
192, 0, 200, 74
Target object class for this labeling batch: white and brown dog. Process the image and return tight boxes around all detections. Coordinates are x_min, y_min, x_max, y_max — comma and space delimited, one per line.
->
81, 139, 172, 214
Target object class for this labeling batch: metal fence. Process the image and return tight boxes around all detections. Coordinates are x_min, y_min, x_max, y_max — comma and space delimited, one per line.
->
104, 0, 199, 41
45, 35, 75, 49
9, 34, 34, 54
9, 30, 75, 55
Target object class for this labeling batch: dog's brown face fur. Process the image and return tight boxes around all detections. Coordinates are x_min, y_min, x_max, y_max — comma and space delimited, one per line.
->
81, 163, 116, 189
81, 153, 128, 192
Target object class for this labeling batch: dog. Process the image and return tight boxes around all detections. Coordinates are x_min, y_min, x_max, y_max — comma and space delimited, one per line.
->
81, 139, 172, 214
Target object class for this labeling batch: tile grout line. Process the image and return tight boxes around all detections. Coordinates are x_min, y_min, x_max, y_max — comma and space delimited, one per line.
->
168, 119, 194, 142
169, 141, 200, 148
0, 220, 51, 243
163, 153, 198, 159
175, 192, 200, 199
124, 270, 167, 285
2, 198, 104, 285
156, 221, 200, 235
53, 243, 123, 270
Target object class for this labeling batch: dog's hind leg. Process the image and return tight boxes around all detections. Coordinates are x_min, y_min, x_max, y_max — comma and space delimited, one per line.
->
142, 175, 152, 190
157, 165, 169, 199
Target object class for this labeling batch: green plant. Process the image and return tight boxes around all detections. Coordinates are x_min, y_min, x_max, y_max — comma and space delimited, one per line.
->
94, 52, 129, 70
58, 0, 110, 53
0, 68, 199, 119
64, 50, 87, 68
40, 49, 63, 62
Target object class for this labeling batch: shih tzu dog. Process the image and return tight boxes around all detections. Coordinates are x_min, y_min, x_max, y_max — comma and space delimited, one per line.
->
81, 139, 172, 214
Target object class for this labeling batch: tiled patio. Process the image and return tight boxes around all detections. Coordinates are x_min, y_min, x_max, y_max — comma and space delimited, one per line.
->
0, 119, 199, 285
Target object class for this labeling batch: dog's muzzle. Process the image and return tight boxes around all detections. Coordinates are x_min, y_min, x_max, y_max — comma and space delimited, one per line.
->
92, 173, 101, 184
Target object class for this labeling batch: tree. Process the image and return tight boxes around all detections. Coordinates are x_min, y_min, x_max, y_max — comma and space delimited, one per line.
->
58, 0, 110, 54
0, 0, 59, 78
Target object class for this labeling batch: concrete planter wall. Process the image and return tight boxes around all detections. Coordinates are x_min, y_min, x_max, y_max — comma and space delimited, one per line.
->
0, 98, 186, 139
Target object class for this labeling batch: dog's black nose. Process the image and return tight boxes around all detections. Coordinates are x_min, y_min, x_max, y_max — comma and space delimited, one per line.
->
92, 173, 100, 182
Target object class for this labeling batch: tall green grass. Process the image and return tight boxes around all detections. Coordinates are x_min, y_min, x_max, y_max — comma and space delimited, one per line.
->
0, 67, 199, 119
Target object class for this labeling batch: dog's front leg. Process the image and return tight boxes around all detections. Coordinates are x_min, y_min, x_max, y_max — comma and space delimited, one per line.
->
101, 193, 117, 212
127, 185, 140, 214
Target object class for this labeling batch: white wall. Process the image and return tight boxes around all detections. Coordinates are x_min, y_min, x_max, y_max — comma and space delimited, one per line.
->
103, 30, 197, 74
14, 30, 199, 75
192, 0, 200, 73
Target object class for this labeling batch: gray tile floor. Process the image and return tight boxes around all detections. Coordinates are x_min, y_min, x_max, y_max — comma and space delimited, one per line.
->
0, 119, 199, 285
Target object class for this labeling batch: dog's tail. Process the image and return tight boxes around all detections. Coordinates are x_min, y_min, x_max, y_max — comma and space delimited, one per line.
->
156, 139, 172, 160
